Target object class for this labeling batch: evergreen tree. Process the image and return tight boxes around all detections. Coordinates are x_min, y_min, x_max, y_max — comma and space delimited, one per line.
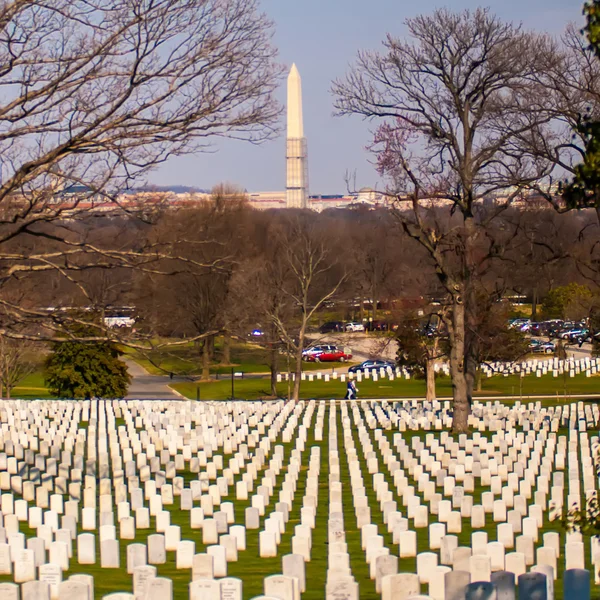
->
44, 341, 130, 399
541, 283, 594, 320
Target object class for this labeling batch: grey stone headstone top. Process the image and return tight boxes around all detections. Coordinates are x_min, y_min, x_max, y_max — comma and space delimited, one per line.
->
562, 569, 590, 600
466, 581, 497, 600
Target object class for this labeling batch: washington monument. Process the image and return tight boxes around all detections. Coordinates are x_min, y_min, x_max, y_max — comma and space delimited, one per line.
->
286, 64, 309, 209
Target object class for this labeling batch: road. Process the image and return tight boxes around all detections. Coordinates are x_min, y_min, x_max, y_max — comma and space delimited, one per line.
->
124, 359, 184, 400
565, 342, 592, 359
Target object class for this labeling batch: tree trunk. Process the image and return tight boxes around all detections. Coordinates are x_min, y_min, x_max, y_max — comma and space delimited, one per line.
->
531, 286, 538, 321
5, 385, 10, 400
425, 358, 436, 402
449, 300, 470, 433
221, 333, 231, 365
464, 340, 478, 408
359, 295, 364, 323
292, 347, 302, 402
292, 328, 305, 402
462, 218, 478, 425
476, 368, 482, 392
269, 343, 279, 397
202, 340, 211, 381
372, 279, 378, 322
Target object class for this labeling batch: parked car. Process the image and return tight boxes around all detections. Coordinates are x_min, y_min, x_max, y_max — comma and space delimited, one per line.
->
529, 322, 544, 336
348, 360, 396, 373
345, 322, 365, 332
559, 328, 588, 340
533, 320, 563, 336
508, 318, 531, 332
528, 339, 556, 354
302, 345, 353, 362
567, 328, 589, 340
368, 320, 394, 332
319, 321, 344, 334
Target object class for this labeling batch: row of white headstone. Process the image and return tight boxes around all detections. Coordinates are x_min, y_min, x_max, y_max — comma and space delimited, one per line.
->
0, 399, 320, 599
274, 355, 600, 386
0, 397, 596, 599
322, 399, 598, 600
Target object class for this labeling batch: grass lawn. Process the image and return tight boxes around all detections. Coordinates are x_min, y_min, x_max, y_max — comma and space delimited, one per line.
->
9, 366, 600, 404
10, 371, 54, 399
171, 371, 600, 402
0, 406, 332, 599
0, 400, 583, 599
343, 411, 582, 600
125, 339, 348, 377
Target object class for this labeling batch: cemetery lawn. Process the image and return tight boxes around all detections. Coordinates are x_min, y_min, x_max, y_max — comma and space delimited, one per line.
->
171, 371, 600, 402
125, 340, 347, 376
8, 368, 600, 403
10, 371, 54, 399
0, 402, 582, 599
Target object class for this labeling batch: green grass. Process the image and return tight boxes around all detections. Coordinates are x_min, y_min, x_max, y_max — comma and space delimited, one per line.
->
334, 405, 583, 599
127, 339, 346, 377
9, 366, 600, 405
10, 371, 54, 399
171, 371, 600, 402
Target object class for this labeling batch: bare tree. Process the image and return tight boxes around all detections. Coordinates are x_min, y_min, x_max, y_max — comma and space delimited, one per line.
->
0, 0, 281, 343
523, 22, 600, 289
133, 186, 252, 378
347, 210, 410, 323
333, 8, 557, 431
263, 213, 346, 402
527, 23, 600, 218
230, 254, 288, 397
395, 310, 446, 402
0, 336, 37, 398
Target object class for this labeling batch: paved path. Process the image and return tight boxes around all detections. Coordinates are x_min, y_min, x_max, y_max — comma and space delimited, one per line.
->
124, 359, 183, 400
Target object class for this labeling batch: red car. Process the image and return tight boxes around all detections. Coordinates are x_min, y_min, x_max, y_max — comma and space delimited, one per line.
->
302, 345, 353, 362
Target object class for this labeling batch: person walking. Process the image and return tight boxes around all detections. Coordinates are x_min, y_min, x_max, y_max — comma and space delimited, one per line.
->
345, 378, 358, 400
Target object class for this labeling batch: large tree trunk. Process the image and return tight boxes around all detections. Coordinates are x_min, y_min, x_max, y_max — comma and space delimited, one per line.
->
449, 301, 470, 433
359, 295, 364, 323
292, 348, 302, 401
202, 339, 211, 381
372, 279, 378, 322
269, 343, 279, 397
462, 218, 478, 425
464, 337, 478, 408
425, 358, 436, 402
221, 333, 231, 365
292, 329, 305, 402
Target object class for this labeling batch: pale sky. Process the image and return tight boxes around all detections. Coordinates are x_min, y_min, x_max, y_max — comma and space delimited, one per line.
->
151, 0, 584, 195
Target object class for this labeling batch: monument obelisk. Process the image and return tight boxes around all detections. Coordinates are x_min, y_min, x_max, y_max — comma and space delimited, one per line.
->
286, 64, 309, 209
